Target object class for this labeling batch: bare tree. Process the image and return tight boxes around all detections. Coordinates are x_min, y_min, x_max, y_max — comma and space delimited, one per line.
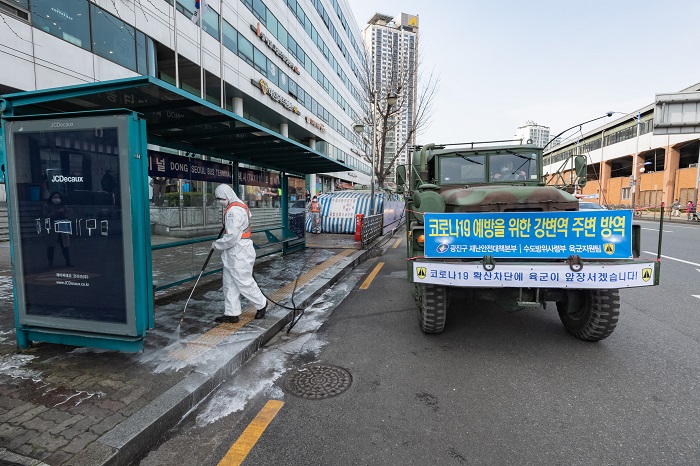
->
355, 30, 439, 191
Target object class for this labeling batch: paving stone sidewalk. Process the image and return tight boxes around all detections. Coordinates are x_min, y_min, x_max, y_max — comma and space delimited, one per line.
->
0, 235, 378, 466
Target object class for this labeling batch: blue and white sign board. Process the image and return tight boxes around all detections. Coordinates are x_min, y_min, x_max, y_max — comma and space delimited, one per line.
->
424, 211, 633, 259
413, 262, 655, 289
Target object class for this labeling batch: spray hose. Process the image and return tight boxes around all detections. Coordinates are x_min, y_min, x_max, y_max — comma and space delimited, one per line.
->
253, 246, 315, 333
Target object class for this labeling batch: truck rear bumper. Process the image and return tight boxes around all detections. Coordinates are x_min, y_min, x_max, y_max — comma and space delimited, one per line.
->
412, 260, 657, 289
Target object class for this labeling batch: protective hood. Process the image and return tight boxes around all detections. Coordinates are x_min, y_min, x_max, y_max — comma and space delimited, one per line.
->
215, 184, 240, 204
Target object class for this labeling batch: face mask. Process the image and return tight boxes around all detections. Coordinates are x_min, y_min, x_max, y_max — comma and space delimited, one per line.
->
52, 198, 61, 204
218, 199, 229, 207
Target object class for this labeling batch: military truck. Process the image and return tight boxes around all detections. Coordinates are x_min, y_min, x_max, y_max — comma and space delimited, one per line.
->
395, 141, 661, 341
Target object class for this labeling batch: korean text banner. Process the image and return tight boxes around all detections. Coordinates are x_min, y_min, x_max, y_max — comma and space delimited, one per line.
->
423, 211, 633, 259
147, 150, 232, 183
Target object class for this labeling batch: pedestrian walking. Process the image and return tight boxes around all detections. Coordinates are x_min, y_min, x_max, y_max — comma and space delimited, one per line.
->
687, 201, 695, 221
212, 184, 268, 323
151, 176, 167, 206
671, 199, 681, 217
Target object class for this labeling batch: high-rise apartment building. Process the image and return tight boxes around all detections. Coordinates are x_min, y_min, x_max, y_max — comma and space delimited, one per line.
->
362, 12, 418, 185
515, 121, 551, 148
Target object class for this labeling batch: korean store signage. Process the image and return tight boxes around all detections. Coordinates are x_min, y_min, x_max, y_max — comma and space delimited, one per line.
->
238, 167, 280, 188
305, 116, 326, 133
252, 22, 300, 75
423, 211, 633, 260
147, 151, 232, 183
254, 79, 300, 115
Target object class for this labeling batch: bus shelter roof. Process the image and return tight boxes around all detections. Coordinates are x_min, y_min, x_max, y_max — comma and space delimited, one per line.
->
0, 75, 350, 176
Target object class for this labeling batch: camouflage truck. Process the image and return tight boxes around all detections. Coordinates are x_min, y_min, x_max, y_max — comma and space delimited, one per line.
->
395, 141, 661, 341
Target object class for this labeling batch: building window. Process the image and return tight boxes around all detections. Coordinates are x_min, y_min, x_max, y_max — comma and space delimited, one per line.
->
253, 0, 267, 24
267, 61, 279, 86
31, 0, 91, 50
278, 72, 288, 94
622, 187, 631, 200
222, 20, 237, 54
238, 33, 254, 66
0, 0, 29, 20
253, 47, 267, 75
90, 3, 137, 71
203, 7, 219, 40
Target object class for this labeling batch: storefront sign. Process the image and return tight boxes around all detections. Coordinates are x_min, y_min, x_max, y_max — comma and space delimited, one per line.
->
254, 79, 300, 115
252, 23, 300, 75
238, 167, 281, 188
147, 151, 232, 183
305, 116, 326, 133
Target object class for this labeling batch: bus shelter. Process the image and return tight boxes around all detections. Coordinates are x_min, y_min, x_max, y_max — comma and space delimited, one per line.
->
0, 76, 350, 351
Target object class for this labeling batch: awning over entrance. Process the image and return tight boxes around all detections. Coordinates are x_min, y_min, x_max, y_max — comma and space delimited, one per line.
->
0, 75, 350, 176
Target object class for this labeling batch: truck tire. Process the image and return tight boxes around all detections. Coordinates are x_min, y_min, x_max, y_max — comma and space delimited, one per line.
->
417, 284, 448, 334
556, 289, 620, 341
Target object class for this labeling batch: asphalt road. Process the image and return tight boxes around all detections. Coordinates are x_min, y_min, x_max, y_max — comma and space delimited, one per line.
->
137, 220, 700, 466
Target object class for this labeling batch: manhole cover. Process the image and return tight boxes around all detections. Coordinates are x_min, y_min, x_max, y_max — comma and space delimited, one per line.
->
284, 364, 352, 399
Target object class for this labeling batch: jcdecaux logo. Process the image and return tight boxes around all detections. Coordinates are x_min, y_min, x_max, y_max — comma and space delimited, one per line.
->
52, 175, 84, 183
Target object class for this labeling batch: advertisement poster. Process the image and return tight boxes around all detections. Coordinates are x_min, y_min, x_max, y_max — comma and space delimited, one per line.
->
12, 126, 128, 324
423, 211, 634, 260
327, 196, 358, 219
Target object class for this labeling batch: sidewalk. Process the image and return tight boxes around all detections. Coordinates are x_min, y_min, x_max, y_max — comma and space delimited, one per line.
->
0, 231, 388, 466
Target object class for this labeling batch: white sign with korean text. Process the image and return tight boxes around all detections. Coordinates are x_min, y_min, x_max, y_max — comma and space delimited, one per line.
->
327, 197, 358, 219
413, 262, 655, 289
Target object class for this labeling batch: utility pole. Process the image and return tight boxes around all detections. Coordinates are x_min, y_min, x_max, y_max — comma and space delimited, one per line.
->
631, 113, 641, 210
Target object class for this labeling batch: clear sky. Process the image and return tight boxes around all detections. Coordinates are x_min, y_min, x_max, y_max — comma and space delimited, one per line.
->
348, 0, 700, 144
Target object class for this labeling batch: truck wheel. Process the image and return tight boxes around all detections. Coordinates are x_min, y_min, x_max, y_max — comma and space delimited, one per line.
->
416, 284, 448, 334
556, 289, 620, 341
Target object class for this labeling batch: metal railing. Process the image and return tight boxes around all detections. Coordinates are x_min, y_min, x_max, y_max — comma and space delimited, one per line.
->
360, 214, 383, 245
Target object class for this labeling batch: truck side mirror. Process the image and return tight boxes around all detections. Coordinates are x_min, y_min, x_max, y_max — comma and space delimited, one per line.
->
396, 165, 406, 188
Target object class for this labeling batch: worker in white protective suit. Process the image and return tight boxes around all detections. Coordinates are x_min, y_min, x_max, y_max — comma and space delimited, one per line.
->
212, 184, 268, 323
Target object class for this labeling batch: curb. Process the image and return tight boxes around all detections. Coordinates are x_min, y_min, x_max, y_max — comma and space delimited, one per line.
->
64, 242, 381, 466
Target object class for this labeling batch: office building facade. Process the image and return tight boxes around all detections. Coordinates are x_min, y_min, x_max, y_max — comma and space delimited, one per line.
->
543, 81, 700, 209
515, 121, 550, 148
0, 0, 371, 201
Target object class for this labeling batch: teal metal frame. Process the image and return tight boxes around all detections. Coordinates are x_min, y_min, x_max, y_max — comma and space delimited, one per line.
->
0, 76, 340, 351
4, 110, 152, 352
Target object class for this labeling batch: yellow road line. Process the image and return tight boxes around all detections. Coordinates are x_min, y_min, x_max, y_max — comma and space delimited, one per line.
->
392, 238, 402, 249
218, 399, 284, 466
359, 262, 384, 290
169, 249, 355, 361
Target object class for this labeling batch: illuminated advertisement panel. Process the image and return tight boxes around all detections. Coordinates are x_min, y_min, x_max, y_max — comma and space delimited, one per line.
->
5, 114, 143, 336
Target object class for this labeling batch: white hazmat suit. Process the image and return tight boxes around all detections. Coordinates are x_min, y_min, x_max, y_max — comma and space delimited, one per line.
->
213, 184, 267, 321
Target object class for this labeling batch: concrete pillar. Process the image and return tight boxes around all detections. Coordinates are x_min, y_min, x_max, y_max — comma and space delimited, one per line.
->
599, 160, 612, 205
307, 138, 318, 196
663, 144, 681, 206
280, 123, 288, 138
232, 97, 243, 115
309, 174, 317, 197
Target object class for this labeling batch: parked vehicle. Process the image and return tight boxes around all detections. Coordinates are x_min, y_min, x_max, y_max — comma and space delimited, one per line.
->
396, 141, 662, 342
579, 201, 608, 211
